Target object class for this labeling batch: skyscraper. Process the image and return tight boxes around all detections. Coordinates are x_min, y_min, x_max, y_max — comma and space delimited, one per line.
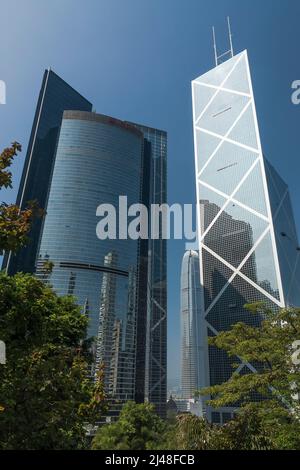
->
180, 250, 203, 400
192, 50, 300, 424
2, 67, 167, 416
2, 69, 92, 275
129, 123, 167, 418
36, 111, 167, 417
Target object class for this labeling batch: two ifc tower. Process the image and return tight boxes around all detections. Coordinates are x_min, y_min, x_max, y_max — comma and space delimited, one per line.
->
180, 19, 300, 424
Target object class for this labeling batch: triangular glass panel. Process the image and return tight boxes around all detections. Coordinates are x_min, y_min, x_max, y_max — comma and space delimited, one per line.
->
194, 52, 244, 87
228, 103, 258, 150
265, 159, 288, 200
193, 84, 217, 123
285, 258, 300, 307
265, 159, 282, 214
280, 193, 299, 245
208, 339, 239, 386
265, 160, 295, 241
206, 273, 275, 332
234, 161, 268, 217
241, 231, 280, 300
275, 234, 294, 303
207, 326, 216, 337
200, 141, 258, 196
202, 249, 234, 311
222, 53, 250, 94
274, 196, 298, 251
198, 183, 228, 234
195, 129, 223, 170
273, 196, 300, 303
204, 202, 269, 268
197, 90, 250, 136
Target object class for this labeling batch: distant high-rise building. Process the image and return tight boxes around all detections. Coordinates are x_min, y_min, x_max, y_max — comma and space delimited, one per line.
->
2, 69, 92, 275
180, 251, 203, 401
192, 50, 300, 424
35, 110, 167, 417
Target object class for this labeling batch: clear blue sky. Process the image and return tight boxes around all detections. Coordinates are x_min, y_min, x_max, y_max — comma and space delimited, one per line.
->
1, 0, 300, 387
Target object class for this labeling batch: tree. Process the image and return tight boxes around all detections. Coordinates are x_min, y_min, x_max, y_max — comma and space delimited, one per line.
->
0, 142, 43, 254
0, 142, 106, 449
169, 414, 223, 450
170, 408, 275, 450
0, 272, 107, 449
199, 302, 300, 449
91, 401, 169, 450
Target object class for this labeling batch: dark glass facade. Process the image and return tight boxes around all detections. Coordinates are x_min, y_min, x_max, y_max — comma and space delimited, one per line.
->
265, 160, 300, 307
4, 68, 167, 417
36, 112, 167, 417
129, 123, 167, 418
36, 111, 143, 403
2, 70, 92, 274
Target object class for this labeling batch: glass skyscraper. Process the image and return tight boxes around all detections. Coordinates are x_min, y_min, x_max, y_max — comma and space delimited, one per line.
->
36, 111, 143, 402
180, 250, 203, 401
2, 69, 92, 275
192, 50, 300, 424
36, 111, 167, 417
128, 122, 167, 418
2, 67, 167, 417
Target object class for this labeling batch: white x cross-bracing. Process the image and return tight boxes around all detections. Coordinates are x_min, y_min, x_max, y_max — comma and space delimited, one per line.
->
192, 49, 286, 340
193, 51, 246, 126
196, 100, 257, 179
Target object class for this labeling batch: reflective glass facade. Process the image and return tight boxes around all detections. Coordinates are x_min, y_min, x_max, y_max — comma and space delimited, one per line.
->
36, 111, 143, 402
36, 112, 167, 417
265, 160, 300, 307
192, 50, 300, 423
2, 70, 92, 274
128, 122, 167, 418
180, 251, 203, 400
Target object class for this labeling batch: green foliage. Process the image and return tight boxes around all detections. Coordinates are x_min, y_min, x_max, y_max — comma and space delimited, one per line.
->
0, 272, 107, 449
41, 259, 55, 275
170, 407, 276, 450
0, 142, 21, 188
0, 142, 43, 254
193, 303, 300, 449
91, 401, 170, 450
201, 303, 300, 413
0, 142, 106, 449
168, 414, 222, 450
92, 303, 300, 451
170, 402, 300, 450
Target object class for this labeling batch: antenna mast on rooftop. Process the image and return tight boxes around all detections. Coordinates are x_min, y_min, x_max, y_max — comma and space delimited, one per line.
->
212, 16, 234, 67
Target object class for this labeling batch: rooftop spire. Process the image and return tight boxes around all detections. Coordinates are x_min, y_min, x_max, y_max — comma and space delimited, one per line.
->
212, 16, 234, 67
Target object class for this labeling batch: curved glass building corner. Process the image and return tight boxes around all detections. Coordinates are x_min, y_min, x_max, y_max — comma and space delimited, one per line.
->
36, 110, 143, 401
180, 250, 202, 399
